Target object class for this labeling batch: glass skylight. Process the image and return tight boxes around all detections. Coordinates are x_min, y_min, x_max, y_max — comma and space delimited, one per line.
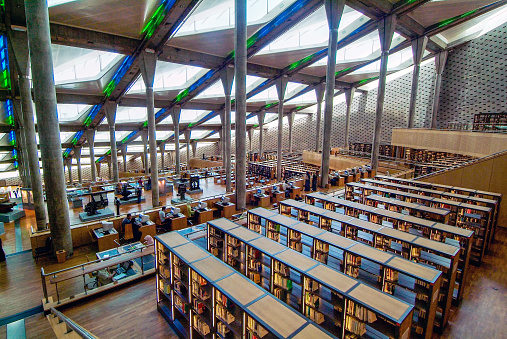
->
180, 109, 208, 123
115, 107, 147, 123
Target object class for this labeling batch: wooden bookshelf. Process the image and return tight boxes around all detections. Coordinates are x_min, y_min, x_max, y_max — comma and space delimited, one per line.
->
208, 218, 414, 339
279, 200, 460, 332
247, 208, 442, 338
155, 232, 335, 339
306, 192, 473, 304
345, 182, 491, 264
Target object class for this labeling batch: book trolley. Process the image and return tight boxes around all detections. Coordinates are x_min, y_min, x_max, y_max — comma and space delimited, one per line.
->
155, 231, 336, 339
374, 175, 502, 244
305, 192, 473, 303
278, 200, 460, 332
207, 218, 414, 339
247, 208, 442, 338
345, 182, 491, 264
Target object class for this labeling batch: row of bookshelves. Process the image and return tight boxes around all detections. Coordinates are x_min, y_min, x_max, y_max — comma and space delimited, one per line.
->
207, 218, 414, 339
156, 231, 335, 339
278, 199, 460, 332
305, 192, 473, 304
247, 207, 442, 339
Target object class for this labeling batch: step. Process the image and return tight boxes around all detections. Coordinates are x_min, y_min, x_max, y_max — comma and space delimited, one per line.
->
6, 319, 26, 339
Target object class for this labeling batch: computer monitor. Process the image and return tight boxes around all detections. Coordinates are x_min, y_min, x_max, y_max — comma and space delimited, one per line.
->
220, 195, 225, 201
172, 207, 181, 215
223, 197, 230, 204
102, 221, 113, 232
257, 188, 262, 195
273, 185, 278, 191
141, 215, 150, 223
198, 202, 207, 209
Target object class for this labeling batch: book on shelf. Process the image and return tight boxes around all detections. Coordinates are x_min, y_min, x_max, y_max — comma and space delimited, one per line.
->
210, 236, 223, 247
384, 268, 399, 282
248, 271, 261, 284
304, 292, 320, 309
216, 303, 235, 324
159, 279, 171, 295
346, 254, 361, 266
193, 299, 206, 314
289, 241, 302, 252
174, 294, 189, 314
305, 305, 324, 324
304, 277, 319, 292
273, 272, 293, 290
247, 316, 268, 338
346, 301, 377, 323
217, 321, 230, 337
210, 247, 219, 256
248, 247, 261, 259
248, 258, 261, 272
228, 237, 240, 247
174, 280, 185, 294
216, 290, 233, 309
344, 316, 366, 336
383, 281, 396, 294
345, 266, 359, 278
192, 271, 207, 286
193, 314, 210, 336
273, 261, 290, 276
227, 247, 239, 257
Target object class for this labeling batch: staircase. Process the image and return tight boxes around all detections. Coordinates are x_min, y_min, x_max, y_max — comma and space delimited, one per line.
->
46, 308, 98, 339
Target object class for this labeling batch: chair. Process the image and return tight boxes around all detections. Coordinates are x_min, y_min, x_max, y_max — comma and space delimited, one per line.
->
35, 237, 52, 262
124, 224, 134, 243
186, 204, 195, 225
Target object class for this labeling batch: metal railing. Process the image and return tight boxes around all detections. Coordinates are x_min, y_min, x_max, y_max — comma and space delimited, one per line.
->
50, 308, 98, 339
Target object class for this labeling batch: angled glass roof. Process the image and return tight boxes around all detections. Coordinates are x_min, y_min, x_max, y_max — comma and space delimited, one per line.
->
115, 107, 147, 123
180, 109, 210, 123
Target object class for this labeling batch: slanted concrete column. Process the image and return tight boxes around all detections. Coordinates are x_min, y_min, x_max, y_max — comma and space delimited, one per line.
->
314, 83, 325, 152
408, 36, 428, 128
140, 50, 159, 206
159, 142, 165, 171
431, 50, 448, 129
218, 128, 224, 162
220, 67, 234, 193
96, 162, 101, 178
275, 76, 288, 181
14, 126, 30, 189
287, 111, 295, 153
171, 107, 181, 174
74, 146, 83, 184
140, 130, 149, 174
25, 0, 72, 255
343, 87, 356, 150
184, 130, 191, 164
248, 129, 253, 153
119, 144, 127, 172
191, 140, 197, 158
104, 102, 119, 182
371, 15, 397, 171
321, 0, 346, 187
65, 157, 73, 184
85, 130, 96, 182
235, 0, 247, 209
107, 157, 112, 180
258, 109, 265, 158
11, 31, 47, 230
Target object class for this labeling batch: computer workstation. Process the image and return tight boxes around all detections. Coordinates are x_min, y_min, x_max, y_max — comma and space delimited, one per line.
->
214, 196, 236, 218
253, 188, 270, 207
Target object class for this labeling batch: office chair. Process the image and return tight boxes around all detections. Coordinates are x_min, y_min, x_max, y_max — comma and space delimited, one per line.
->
123, 224, 134, 244
35, 237, 53, 262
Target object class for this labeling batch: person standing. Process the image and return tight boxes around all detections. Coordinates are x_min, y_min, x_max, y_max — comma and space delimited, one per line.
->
137, 187, 142, 204
114, 197, 121, 216
312, 172, 318, 191
304, 172, 311, 191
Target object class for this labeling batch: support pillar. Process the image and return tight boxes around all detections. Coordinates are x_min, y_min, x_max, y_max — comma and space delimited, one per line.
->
235, 0, 247, 209
258, 109, 265, 158
247, 129, 253, 153
140, 130, 149, 174
431, 50, 448, 129
65, 157, 73, 185
107, 157, 112, 180
191, 140, 197, 158
119, 144, 127, 172
75, 146, 83, 184
85, 130, 96, 182
220, 67, 234, 193
371, 15, 397, 171
343, 87, 356, 150
159, 142, 165, 171
275, 76, 288, 181
171, 108, 181, 174
287, 111, 295, 153
104, 102, 119, 182
14, 126, 30, 189
321, 0, 346, 187
25, 0, 72, 254
218, 129, 224, 162
314, 83, 325, 152
96, 162, 101, 178
10, 31, 47, 230
408, 36, 428, 128
140, 50, 160, 206
184, 130, 191, 164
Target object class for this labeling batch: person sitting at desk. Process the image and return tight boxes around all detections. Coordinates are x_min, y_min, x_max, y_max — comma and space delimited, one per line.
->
97, 267, 117, 286
283, 181, 290, 198
121, 213, 133, 236
132, 214, 143, 242
294, 194, 303, 201
159, 206, 171, 229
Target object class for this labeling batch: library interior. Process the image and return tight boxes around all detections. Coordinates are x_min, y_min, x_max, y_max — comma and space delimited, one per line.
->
1, 0, 507, 338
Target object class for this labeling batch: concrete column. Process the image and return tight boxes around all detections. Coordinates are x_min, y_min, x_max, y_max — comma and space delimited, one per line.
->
343, 87, 356, 149
25, 0, 72, 255
171, 107, 181, 174
184, 130, 191, 164
314, 83, 325, 152
119, 144, 127, 172
85, 129, 96, 182
140, 130, 149, 174
247, 129, 253, 153
104, 102, 119, 182
275, 76, 288, 181
159, 142, 165, 171
321, 0, 346, 187
191, 140, 197, 158
220, 67, 234, 193
14, 127, 31, 189
96, 162, 101, 178
10, 32, 47, 230
218, 128, 223, 162
287, 111, 295, 153
65, 157, 73, 184
74, 146, 83, 184
235, 0, 247, 209
431, 50, 448, 129
140, 50, 160, 206
408, 36, 428, 128
371, 15, 397, 171
219, 110, 225, 166
257, 109, 265, 158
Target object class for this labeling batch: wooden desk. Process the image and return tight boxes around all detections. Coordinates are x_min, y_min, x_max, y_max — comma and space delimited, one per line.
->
215, 202, 236, 219
140, 221, 156, 240
338, 177, 345, 186
169, 214, 187, 230
254, 194, 271, 208
271, 191, 284, 204
92, 228, 119, 252
195, 208, 213, 224
289, 186, 301, 199
353, 173, 360, 182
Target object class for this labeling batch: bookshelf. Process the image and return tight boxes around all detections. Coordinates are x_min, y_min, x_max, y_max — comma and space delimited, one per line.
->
278, 200, 460, 332
156, 232, 335, 339
208, 218, 414, 339
247, 208, 442, 338
306, 192, 473, 303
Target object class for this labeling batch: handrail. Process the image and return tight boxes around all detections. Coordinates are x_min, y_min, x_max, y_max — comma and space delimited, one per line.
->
416, 149, 507, 180
50, 307, 97, 339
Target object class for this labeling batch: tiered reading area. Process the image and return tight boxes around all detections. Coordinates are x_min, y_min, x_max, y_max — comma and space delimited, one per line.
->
156, 232, 336, 339
278, 199, 460, 331
247, 208, 442, 338
207, 218, 414, 339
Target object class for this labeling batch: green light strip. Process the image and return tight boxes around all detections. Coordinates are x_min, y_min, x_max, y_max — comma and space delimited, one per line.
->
437, 8, 479, 28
